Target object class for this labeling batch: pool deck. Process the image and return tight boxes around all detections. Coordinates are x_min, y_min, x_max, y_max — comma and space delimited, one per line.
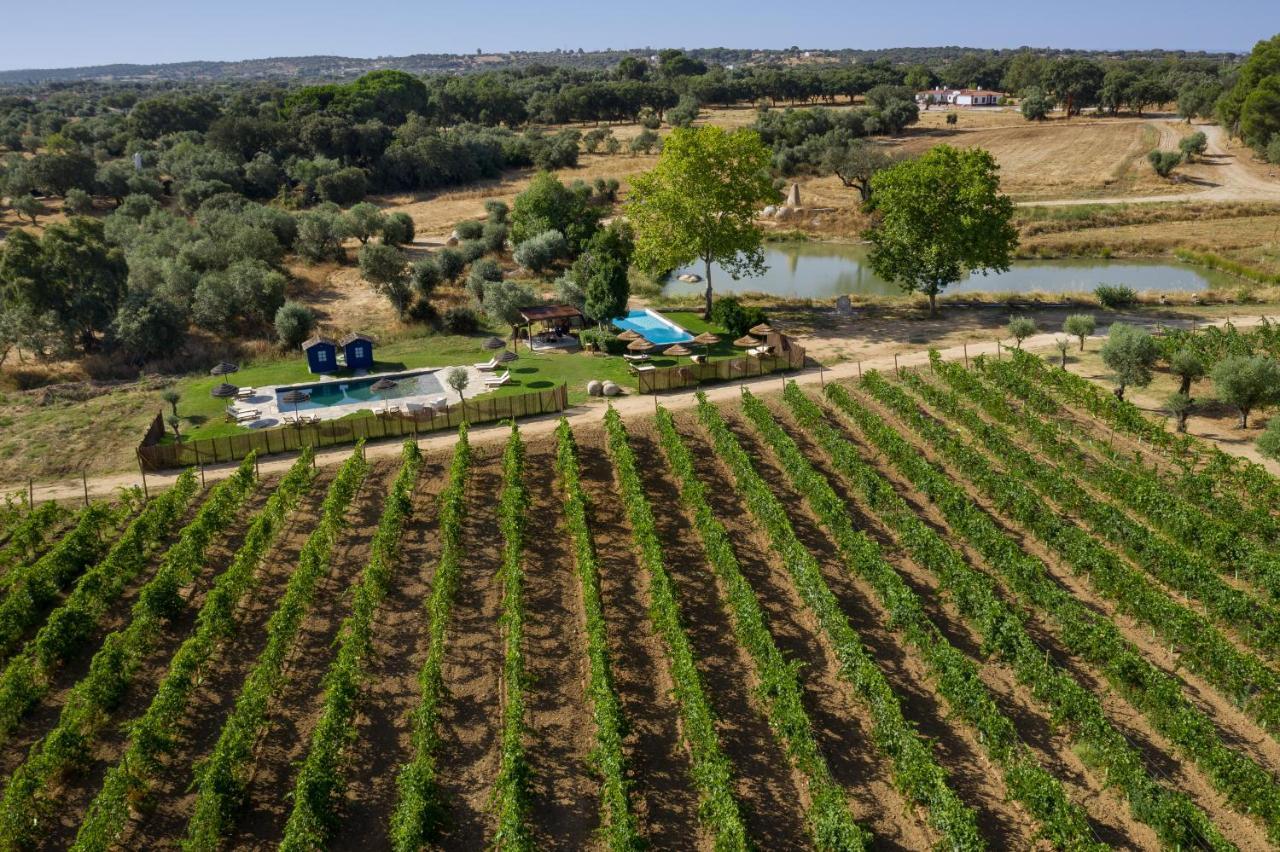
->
227, 364, 493, 428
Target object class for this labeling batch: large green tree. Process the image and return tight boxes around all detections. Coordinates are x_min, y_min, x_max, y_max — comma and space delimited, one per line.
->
864, 145, 1017, 316
627, 125, 779, 318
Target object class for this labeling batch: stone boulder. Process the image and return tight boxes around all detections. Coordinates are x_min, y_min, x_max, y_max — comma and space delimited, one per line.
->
587, 380, 604, 397
602, 381, 621, 397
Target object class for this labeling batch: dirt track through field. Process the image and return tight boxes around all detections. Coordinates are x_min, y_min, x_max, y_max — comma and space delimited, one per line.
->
672, 413, 937, 850
628, 423, 812, 848
574, 426, 706, 850
118, 469, 333, 848
431, 444, 505, 849
228, 463, 393, 850
519, 443, 599, 850
849, 381, 1276, 850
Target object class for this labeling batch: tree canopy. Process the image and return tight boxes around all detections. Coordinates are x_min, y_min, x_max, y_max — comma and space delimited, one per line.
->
864, 145, 1017, 315
628, 125, 779, 317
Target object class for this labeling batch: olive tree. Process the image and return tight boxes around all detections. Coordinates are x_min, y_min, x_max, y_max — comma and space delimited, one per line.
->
342, 202, 387, 245
274, 301, 317, 350
447, 366, 469, 405
1148, 150, 1182, 178
1007, 315, 1037, 348
359, 243, 411, 316
1169, 348, 1206, 395
1166, 392, 1193, 433
1062, 314, 1096, 351
482, 279, 539, 343
1258, 417, 1280, 461
1211, 354, 1280, 428
1055, 337, 1071, 367
382, 211, 415, 246
1100, 322, 1158, 400
11, 195, 41, 225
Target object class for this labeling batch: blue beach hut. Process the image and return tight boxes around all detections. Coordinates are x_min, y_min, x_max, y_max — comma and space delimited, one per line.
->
302, 335, 338, 374
340, 332, 376, 370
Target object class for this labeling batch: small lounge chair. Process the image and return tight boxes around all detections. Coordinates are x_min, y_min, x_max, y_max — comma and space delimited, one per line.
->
235, 388, 256, 399
474, 357, 500, 371
484, 371, 511, 388
622, 353, 650, 363
236, 411, 261, 423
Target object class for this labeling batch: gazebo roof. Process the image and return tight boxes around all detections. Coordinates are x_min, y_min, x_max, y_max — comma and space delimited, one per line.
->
301, 335, 336, 351
338, 332, 376, 346
518, 304, 583, 323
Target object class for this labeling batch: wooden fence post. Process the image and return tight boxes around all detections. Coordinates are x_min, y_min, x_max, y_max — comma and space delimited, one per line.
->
963, 342, 968, 368
139, 464, 148, 501
28, 478, 33, 509
894, 352, 899, 374
82, 470, 89, 507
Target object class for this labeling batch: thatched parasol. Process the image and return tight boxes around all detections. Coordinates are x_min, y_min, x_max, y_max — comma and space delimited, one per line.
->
616, 329, 641, 342
733, 335, 758, 348
211, 382, 240, 399
749, 322, 774, 337
499, 349, 518, 362
692, 332, 721, 346
663, 343, 692, 358
209, 362, 239, 377
370, 377, 397, 412
627, 338, 655, 352
280, 388, 312, 422
483, 336, 507, 350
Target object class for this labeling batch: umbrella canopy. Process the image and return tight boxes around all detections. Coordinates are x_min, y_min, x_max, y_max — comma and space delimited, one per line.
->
483, 336, 507, 350
499, 349, 519, 362
749, 322, 774, 336
627, 338, 655, 352
733, 335, 759, 348
280, 389, 312, 404
691, 332, 721, 346
211, 382, 240, 398
370, 378, 398, 392
663, 344, 692, 357
616, 329, 641, 342
209, 361, 239, 377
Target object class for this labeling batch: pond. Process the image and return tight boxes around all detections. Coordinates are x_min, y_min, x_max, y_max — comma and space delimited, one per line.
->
665, 242, 1238, 300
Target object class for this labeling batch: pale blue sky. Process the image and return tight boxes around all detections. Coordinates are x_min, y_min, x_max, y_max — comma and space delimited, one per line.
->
4, 0, 1272, 71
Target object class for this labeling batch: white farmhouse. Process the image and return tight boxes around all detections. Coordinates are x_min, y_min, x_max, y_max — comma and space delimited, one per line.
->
916, 88, 1005, 107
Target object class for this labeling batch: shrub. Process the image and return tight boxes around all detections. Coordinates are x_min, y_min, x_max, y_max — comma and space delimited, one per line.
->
64, 188, 93, 215
1147, 150, 1182, 178
435, 247, 465, 282
513, 229, 567, 275
1211, 354, 1280, 428
946, 112, 958, 125
1259, 416, 1280, 461
1062, 314, 1096, 351
275, 301, 317, 350
580, 327, 626, 354
709, 296, 766, 337
1095, 284, 1137, 309
382, 211, 415, 246
1179, 131, 1208, 162
459, 239, 488, 262
481, 221, 508, 253
315, 167, 368, 205
485, 200, 509, 224
1268, 134, 1280, 166
411, 257, 441, 297
442, 305, 481, 334
455, 219, 484, 240
406, 298, 439, 325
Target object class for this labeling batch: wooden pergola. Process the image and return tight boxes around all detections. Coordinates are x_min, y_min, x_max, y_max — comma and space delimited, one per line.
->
517, 304, 585, 350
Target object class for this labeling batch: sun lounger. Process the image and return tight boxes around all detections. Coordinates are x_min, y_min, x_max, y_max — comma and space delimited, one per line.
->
474, 357, 500, 371
235, 411, 260, 423
690, 354, 707, 366
235, 388, 256, 399
484, 371, 511, 388
623, 353, 650, 363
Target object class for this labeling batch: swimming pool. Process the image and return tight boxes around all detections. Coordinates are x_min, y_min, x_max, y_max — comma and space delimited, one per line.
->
275, 370, 444, 412
611, 309, 694, 345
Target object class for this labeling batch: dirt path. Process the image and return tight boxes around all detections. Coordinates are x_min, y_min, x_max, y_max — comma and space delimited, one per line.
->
228, 463, 394, 850
431, 444, 505, 850
672, 414, 937, 850
628, 423, 812, 848
518, 442, 600, 850
121, 470, 333, 848
574, 426, 707, 850
1022, 123, 1280, 206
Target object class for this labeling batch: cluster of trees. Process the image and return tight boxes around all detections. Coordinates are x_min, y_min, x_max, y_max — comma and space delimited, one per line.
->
1217, 34, 1280, 160
0, 193, 299, 363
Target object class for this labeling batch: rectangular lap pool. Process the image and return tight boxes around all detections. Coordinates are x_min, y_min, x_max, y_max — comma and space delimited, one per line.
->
275, 370, 444, 412
611, 308, 695, 345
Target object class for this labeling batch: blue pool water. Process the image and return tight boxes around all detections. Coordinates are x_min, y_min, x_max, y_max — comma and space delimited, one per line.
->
275, 370, 444, 412
611, 309, 695, 345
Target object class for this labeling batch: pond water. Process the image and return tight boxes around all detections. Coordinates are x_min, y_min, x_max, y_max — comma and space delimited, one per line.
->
665, 242, 1236, 300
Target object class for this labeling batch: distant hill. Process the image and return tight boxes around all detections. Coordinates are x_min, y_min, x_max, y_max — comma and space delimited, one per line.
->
0, 45, 1243, 85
